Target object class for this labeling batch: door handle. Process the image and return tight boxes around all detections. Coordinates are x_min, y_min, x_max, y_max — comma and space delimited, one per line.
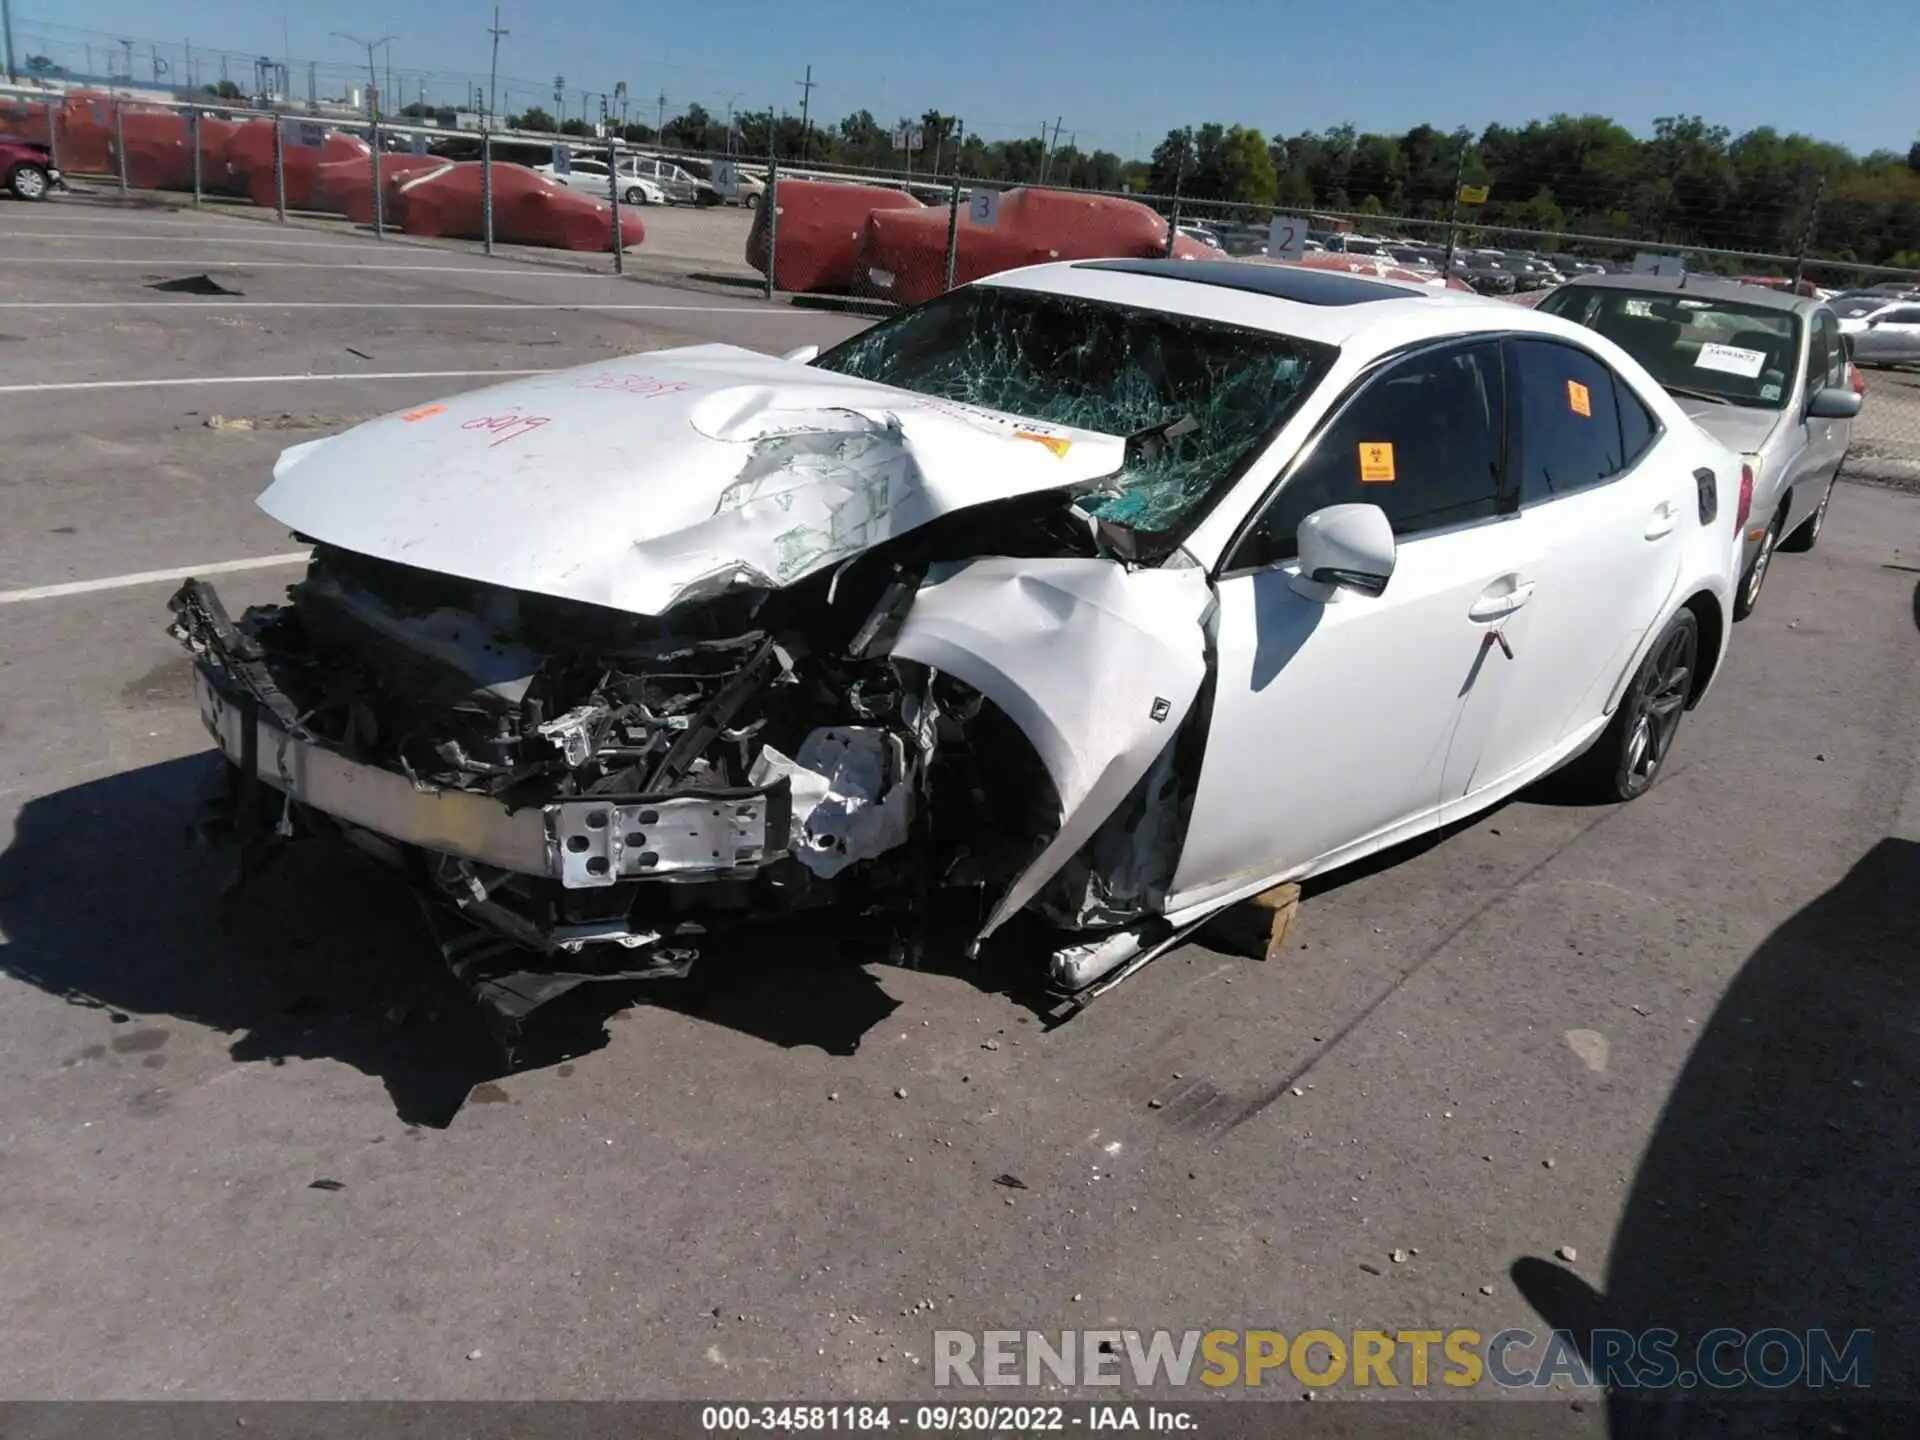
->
1468, 579, 1534, 622
1645, 501, 1678, 539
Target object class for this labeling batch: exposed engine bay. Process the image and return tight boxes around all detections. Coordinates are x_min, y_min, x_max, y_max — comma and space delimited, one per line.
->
168, 489, 1201, 1032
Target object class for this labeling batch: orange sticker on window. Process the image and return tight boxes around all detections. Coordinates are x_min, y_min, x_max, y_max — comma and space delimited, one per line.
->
1567, 380, 1592, 417
401, 403, 448, 423
1358, 442, 1396, 482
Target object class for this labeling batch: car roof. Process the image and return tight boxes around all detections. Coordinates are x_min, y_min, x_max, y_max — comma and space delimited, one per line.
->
980, 257, 1596, 350
1548, 271, 1815, 313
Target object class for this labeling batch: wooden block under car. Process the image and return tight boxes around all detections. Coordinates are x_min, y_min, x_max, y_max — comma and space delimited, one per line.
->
1196, 882, 1301, 961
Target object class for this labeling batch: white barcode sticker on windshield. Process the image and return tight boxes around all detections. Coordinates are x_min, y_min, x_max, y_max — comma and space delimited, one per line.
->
1695, 343, 1767, 379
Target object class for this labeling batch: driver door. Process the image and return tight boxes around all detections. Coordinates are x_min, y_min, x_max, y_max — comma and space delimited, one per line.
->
1171, 340, 1535, 904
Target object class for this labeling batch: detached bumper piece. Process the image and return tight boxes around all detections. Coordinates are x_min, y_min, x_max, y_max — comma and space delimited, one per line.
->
187, 660, 789, 887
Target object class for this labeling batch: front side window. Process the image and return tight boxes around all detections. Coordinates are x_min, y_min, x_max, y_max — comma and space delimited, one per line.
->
1536, 285, 1802, 409
1231, 341, 1505, 569
812, 285, 1335, 547
1508, 338, 1627, 502
1815, 312, 1846, 388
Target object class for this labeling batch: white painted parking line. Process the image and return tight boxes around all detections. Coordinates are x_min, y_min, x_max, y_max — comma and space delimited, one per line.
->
0, 368, 549, 395
0, 301, 794, 313
0, 551, 310, 605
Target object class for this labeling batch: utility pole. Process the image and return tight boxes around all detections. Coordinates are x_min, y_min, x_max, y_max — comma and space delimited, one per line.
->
0, 0, 15, 84
1039, 115, 1063, 184
1791, 172, 1828, 294
656, 89, 666, 138
184, 41, 195, 89
616, 81, 629, 133
487, 6, 507, 123
553, 74, 564, 126
121, 38, 133, 83
1441, 135, 1468, 286
794, 63, 815, 163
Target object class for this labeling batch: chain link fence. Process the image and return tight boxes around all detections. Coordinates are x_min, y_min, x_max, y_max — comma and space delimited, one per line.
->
9, 84, 1917, 488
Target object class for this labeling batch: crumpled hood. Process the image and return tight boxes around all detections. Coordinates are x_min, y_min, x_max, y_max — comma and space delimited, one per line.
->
1674, 397, 1781, 456
259, 344, 1128, 615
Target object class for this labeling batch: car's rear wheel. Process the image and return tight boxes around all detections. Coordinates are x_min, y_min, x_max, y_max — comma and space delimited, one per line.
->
622, 186, 645, 206
1567, 607, 1699, 803
1779, 478, 1834, 553
744, 192, 759, 211
1732, 510, 1781, 620
9, 163, 49, 201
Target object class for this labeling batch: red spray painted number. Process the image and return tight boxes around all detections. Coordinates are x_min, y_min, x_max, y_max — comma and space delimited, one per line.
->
461, 411, 553, 448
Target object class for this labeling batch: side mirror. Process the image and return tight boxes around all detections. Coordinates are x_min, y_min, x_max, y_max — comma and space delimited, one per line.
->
1808, 386, 1862, 419
781, 344, 821, 365
1297, 503, 1396, 595
1865, 318, 1881, 328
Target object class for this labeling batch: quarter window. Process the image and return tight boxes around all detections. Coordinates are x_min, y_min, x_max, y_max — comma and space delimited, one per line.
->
1233, 341, 1505, 568
1508, 338, 1626, 503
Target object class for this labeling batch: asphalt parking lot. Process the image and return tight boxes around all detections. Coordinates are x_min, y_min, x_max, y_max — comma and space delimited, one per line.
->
2, 200, 1919, 1418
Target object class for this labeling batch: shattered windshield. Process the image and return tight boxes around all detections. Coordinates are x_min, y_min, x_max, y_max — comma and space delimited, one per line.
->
811, 284, 1334, 540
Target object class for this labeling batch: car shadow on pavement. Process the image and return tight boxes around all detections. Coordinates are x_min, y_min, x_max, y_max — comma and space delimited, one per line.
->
0, 755, 927, 1126
1510, 836, 1919, 1435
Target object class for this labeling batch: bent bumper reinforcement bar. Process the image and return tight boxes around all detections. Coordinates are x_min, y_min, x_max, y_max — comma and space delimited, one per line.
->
191, 663, 791, 887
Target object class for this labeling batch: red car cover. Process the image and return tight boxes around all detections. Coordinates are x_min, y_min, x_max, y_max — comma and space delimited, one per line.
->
745, 179, 923, 293
224, 122, 371, 211
52, 93, 115, 176
0, 96, 55, 149
313, 152, 449, 224
860, 188, 1182, 305
1276, 252, 1474, 292
114, 108, 193, 190
392, 161, 644, 251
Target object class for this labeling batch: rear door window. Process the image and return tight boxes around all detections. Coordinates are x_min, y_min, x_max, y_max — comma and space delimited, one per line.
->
1507, 338, 1628, 503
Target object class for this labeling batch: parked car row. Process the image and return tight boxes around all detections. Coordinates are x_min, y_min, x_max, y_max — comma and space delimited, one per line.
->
171, 256, 1769, 1032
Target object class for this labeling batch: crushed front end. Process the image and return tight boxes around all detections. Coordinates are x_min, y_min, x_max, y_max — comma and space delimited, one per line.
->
167, 541, 1054, 1030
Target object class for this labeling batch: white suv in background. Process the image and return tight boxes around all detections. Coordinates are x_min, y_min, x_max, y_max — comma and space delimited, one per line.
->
533, 156, 668, 206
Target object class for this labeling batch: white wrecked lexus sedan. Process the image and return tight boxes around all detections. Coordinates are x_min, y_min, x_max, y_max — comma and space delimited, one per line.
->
169, 259, 1744, 1027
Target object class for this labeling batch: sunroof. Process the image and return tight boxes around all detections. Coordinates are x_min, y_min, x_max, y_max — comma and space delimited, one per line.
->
1074, 258, 1419, 306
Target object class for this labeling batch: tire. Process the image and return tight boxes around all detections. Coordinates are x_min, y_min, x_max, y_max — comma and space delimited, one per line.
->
622, 187, 645, 206
1566, 607, 1700, 803
1778, 478, 1833, 553
744, 192, 759, 211
8, 163, 49, 201
1732, 509, 1781, 620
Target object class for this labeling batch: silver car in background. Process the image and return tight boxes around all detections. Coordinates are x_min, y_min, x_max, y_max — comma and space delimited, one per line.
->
1842, 299, 1920, 368
1536, 274, 1862, 618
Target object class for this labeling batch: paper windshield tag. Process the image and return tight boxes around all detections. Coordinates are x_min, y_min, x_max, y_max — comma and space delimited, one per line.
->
1759, 382, 1782, 402
1567, 379, 1592, 417
1358, 442, 1396, 482
1696, 343, 1767, 379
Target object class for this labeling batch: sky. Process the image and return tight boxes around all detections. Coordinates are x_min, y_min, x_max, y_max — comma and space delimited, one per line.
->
18, 0, 1920, 158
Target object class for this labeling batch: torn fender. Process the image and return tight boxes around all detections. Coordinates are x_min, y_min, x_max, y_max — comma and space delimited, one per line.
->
888, 557, 1214, 941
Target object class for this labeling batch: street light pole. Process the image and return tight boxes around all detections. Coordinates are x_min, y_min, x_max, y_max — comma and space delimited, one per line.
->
333, 31, 395, 121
